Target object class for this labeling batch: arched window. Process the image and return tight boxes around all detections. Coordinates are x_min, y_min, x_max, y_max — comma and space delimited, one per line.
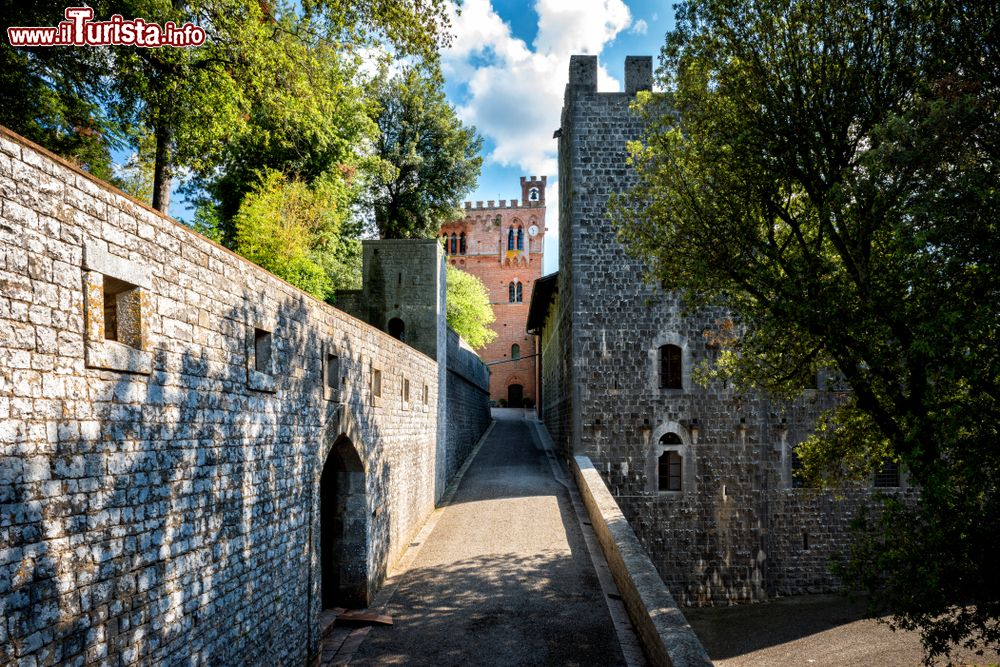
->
658, 433, 683, 491
450, 233, 458, 255
459, 232, 467, 254
507, 228, 515, 251
442, 234, 448, 252
511, 344, 520, 360
515, 281, 523, 303
528, 187, 539, 201
659, 344, 682, 389
387, 318, 405, 341
508, 282, 516, 303
516, 227, 523, 250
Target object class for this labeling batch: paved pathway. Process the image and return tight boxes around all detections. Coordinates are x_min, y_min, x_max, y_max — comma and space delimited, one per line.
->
347, 414, 633, 666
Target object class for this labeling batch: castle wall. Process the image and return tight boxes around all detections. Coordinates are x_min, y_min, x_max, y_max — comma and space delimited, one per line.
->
444, 329, 491, 479
545, 56, 909, 606
0, 127, 463, 665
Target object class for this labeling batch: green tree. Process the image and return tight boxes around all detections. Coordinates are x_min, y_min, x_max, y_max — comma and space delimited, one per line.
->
613, 0, 1000, 661
233, 170, 361, 300
445, 265, 496, 350
0, 0, 121, 181
368, 66, 483, 239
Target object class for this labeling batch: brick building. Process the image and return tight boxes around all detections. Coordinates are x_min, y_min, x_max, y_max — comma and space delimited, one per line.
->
440, 177, 547, 406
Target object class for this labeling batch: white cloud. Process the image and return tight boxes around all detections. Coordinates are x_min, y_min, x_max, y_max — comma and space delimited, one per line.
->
630, 19, 648, 35
442, 0, 631, 177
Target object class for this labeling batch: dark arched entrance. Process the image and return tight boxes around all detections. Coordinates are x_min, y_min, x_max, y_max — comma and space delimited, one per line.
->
387, 317, 405, 341
507, 383, 523, 407
320, 436, 368, 609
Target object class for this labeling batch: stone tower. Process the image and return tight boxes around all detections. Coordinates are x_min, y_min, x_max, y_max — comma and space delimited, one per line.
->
440, 179, 547, 406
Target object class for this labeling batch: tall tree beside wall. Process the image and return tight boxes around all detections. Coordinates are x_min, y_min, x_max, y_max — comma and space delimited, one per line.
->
366, 66, 483, 239
613, 0, 1000, 661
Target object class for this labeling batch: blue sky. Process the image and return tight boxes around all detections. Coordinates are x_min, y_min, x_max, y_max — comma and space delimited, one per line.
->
439, 0, 675, 274
163, 0, 675, 275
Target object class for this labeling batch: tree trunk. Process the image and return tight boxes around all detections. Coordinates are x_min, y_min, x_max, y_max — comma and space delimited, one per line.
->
151, 120, 173, 213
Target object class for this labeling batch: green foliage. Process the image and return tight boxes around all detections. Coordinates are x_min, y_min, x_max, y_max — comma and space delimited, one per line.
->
233, 170, 361, 300
445, 265, 497, 350
368, 66, 483, 239
0, 0, 121, 181
613, 0, 1000, 661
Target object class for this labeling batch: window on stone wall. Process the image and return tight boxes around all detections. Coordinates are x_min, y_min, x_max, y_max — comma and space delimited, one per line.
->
450, 233, 458, 255
658, 453, 682, 491
83, 244, 152, 374
460, 232, 467, 254
324, 352, 341, 401
254, 329, 272, 373
402, 377, 411, 406
659, 344, 682, 389
516, 281, 523, 303
372, 368, 382, 399
516, 227, 523, 250
511, 343, 520, 360
507, 228, 515, 251
509, 282, 516, 303
874, 460, 900, 487
423, 383, 429, 405
529, 187, 539, 201
658, 433, 683, 492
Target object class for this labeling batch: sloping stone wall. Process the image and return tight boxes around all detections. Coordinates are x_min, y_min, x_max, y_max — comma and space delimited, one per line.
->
444, 329, 491, 481
0, 127, 457, 665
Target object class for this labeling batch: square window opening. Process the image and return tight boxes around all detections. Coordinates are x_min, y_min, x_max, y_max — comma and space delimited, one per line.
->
102, 275, 140, 346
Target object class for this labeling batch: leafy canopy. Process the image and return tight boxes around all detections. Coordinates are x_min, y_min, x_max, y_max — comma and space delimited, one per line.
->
367, 66, 483, 239
613, 0, 1000, 661
445, 265, 497, 350
233, 170, 361, 301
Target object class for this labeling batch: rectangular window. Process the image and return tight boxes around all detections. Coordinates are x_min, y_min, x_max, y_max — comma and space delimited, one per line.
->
791, 447, 805, 488
372, 368, 382, 398
404, 378, 410, 403
423, 384, 429, 405
658, 451, 682, 492
660, 345, 682, 389
254, 328, 272, 373
326, 354, 340, 389
874, 460, 900, 488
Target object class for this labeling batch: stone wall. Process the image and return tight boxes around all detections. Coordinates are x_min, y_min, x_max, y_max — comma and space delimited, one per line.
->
541, 56, 911, 606
444, 329, 491, 481
0, 126, 466, 665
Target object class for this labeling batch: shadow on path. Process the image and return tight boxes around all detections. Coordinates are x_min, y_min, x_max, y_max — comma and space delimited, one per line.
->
350, 418, 626, 667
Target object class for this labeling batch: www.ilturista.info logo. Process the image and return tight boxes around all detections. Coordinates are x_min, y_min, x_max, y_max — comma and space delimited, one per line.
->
7, 7, 206, 48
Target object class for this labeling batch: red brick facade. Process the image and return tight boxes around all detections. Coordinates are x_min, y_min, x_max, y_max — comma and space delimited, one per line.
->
441, 176, 547, 406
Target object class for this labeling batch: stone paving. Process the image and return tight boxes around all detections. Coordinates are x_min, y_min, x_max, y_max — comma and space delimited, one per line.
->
343, 412, 635, 666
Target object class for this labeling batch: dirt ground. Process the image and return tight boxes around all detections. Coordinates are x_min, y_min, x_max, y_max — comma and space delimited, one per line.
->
684, 594, 1000, 667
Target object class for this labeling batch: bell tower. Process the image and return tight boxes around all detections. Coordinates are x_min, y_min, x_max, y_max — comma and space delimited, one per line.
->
520, 175, 547, 206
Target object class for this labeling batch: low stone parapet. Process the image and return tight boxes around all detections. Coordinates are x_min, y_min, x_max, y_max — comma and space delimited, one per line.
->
571, 455, 713, 667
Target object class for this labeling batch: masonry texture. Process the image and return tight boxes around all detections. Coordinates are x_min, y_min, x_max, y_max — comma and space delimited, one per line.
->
440, 178, 546, 406
531, 56, 914, 606
0, 126, 489, 666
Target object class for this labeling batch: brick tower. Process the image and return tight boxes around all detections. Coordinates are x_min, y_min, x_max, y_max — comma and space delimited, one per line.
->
440, 177, 547, 406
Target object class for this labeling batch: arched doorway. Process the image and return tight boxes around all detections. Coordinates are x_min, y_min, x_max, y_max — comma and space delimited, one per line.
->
507, 383, 523, 407
320, 436, 368, 609
387, 317, 405, 341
